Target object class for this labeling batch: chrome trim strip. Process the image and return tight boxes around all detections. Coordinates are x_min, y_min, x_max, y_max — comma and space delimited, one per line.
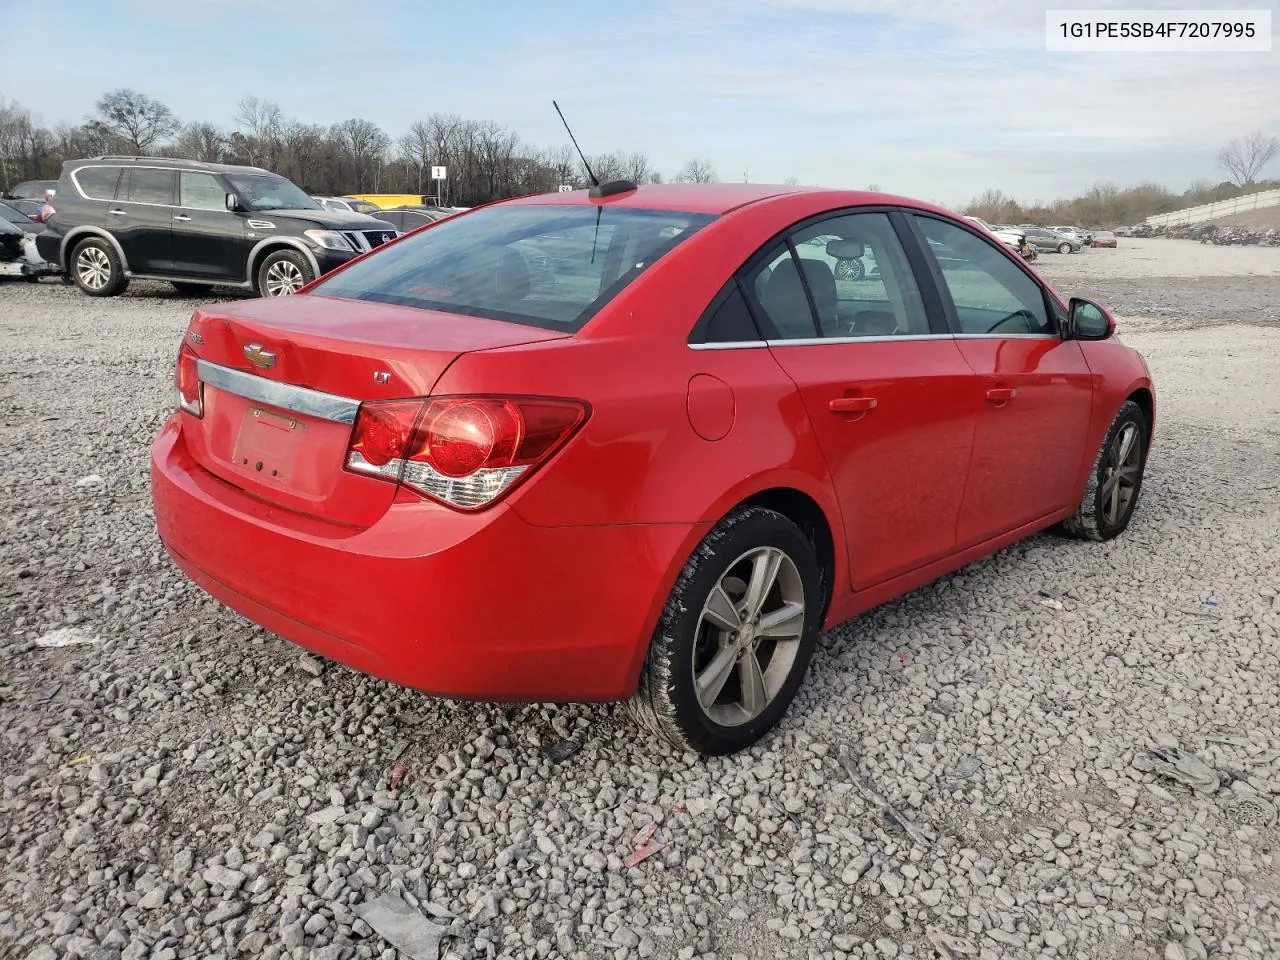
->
767, 333, 951, 346
951, 333, 1059, 340
196, 359, 361, 425
687, 341, 769, 350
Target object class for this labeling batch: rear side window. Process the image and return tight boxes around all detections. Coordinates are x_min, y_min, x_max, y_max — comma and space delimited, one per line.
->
73, 166, 122, 200
126, 168, 176, 205
180, 172, 227, 211
310, 204, 715, 332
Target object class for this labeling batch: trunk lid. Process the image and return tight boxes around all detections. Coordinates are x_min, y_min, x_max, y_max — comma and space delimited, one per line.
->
182, 294, 569, 527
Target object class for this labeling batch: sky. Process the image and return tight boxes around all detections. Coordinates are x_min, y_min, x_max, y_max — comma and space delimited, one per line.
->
2, 0, 1278, 207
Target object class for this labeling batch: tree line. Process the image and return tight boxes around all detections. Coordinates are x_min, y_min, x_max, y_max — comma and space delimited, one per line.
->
0, 89, 720, 205
962, 133, 1279, 228
2, 88, 1275, 227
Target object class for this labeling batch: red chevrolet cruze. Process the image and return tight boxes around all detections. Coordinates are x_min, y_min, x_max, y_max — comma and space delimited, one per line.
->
151, 181, 1155, 755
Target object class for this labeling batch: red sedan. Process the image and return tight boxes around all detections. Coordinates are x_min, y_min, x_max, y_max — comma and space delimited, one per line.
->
151, 182, 1155, 755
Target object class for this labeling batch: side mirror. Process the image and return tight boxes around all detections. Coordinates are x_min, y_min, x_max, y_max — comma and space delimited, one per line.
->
1067, 297, 1115, 340
225, 193, 240, 213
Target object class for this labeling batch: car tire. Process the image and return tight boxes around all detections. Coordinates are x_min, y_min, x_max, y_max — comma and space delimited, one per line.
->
171, 281, 213, 296
70, 238, 128, 297
1060, 400, 1149, 542
255, 249, 315, 298
1058, 242, 1072, 254
835, 258, 865, 281
628, 506, 823, 756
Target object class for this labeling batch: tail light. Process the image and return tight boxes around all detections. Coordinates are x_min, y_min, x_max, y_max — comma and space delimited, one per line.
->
36, 203, 54, 223
175, 342, 203, 417
345, 396, 588, 510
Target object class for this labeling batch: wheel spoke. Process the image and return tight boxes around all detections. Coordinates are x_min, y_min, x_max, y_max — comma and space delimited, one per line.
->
743, 550, 782, 621
1116, 424, 1136, 466
694, 645, 738, 711
739, 651, 768, 718
703, 583, 742, 633
756, 601, 804, 640
1105, 482, 1122, 523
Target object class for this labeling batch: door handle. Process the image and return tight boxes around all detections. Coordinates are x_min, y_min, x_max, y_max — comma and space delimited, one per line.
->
173, 214, 192, 221
986, 387, 1017, 402
107, 209, 127, 216
829, 396, 877, 413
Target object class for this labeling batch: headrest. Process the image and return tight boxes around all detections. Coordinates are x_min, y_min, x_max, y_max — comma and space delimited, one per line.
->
493, 248, 530, 301
826, 239, 864, 260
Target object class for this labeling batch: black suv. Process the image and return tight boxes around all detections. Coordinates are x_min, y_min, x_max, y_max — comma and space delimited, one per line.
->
37, 156, 399, 298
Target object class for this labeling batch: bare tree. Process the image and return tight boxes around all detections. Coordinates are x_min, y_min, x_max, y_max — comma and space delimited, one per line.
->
168, 123, 226, 163
93, 88, 179, 154
673, 158, 717, 183
962, 188, 1023, 223
0, 99, 33, 187
783, 176, 800, 186
234, 96, 285, 168
1218, 132, 1280, 186
330, 118, 390, 192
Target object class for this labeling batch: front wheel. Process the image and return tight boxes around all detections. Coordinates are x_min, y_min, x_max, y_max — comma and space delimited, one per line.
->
1058, 242, 1073, 254
1060, 399, 1149, 541
255, 249, 315, 298
628, 506, 823, 756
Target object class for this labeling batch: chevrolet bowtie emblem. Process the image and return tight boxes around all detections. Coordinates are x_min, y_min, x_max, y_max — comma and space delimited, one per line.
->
244, 343, 276, 368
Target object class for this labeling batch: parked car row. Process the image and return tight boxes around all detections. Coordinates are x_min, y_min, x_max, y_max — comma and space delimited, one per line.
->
3, 159, 478, 298
21, 156, 446, 298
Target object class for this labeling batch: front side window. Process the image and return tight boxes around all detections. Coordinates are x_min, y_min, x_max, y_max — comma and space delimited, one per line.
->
913, 215, 1052, 335
73, 165, 122, 201
310, 204, 714, 333
224, 174, 320, 212
180, 172, 227, 211
126, 168, 176, 205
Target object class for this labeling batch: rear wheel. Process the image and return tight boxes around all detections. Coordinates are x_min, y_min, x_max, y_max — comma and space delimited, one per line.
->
171, 281, 213, 296
1058, 242, 1073, 254
71, 238, 128, 297
255, 249, 314, 298
629, 506, 823, 755
1060, 400, 1149, 541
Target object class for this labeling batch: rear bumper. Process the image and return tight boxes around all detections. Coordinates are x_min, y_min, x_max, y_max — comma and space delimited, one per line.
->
150, 416, 698, 701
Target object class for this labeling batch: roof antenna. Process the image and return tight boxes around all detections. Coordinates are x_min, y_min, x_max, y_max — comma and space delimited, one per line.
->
553, 100, 599, 187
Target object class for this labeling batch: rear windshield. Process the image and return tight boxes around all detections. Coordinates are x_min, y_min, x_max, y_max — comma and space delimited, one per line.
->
309, 204, 716, 332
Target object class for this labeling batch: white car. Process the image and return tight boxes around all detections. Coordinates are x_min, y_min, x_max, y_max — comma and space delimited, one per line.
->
963, 215, 1028, 252
310, 195, 382, 215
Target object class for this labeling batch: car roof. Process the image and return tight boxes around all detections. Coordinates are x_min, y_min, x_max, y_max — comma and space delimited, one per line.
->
69, 156, 274, 177
506, 182, 950, 217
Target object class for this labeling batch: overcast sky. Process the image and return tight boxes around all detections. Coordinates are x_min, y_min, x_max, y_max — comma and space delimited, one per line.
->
3, 0, 1277, 206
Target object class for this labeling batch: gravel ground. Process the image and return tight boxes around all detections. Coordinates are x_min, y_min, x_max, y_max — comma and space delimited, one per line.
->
2, 240, 1279, 960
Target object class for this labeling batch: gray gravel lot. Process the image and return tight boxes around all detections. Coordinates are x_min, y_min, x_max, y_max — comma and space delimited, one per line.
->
1, 239, 1279, 960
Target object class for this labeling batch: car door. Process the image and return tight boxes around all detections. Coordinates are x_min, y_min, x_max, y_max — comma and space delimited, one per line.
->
742, 209, 977, 591
171, 171, 248, 281
110, 167, 175, 273
906, 213, 1094, 545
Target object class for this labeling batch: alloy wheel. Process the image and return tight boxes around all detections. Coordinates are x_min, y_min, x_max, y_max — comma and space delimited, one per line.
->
264, 260, 306, 296
692, 546, 805, 726
77, 247, 111, 290
1101, 422, 1141, 525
